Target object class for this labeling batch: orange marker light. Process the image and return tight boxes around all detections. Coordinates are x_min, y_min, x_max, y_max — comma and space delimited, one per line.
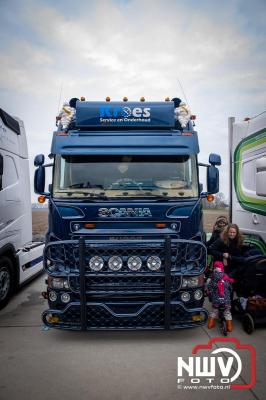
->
156, 223, 167, 229
192, 314, 204, 322
106, 96, 111, 102
84, 223, 96, 229
123, 97, 128, 102
207, 194, 214, 202
140, 97, 145, 102
165, 97, 170, 101
38, 195, 46, 204
47, 314, 60, 324
80, 96, 86, 101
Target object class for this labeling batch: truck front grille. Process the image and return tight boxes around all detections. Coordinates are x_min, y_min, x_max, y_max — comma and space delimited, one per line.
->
68, 274, 181, 296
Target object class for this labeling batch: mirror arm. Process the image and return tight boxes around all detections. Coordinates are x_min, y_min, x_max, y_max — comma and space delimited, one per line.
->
38, 191, 51, 198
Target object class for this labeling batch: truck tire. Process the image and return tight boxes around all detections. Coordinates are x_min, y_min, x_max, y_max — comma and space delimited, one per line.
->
0, 256, 14, 310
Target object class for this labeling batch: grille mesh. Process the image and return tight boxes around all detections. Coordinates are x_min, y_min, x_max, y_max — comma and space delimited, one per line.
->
45, 238, 206, 274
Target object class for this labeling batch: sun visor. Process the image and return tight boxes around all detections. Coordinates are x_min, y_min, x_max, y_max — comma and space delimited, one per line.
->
75, 101, 175, 129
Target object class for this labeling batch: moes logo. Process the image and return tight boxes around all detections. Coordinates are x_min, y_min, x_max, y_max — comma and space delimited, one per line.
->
177, 337, 256, 390
100, 106, 151, 118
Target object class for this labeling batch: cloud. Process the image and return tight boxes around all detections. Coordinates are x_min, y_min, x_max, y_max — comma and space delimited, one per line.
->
0, 0, 265, 201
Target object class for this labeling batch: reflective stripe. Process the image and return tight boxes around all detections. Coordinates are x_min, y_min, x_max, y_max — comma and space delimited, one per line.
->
22, 256, 43, 269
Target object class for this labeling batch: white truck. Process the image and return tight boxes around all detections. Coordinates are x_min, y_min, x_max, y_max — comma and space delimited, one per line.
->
0, 108, 44, 309
229, 112, 266, 254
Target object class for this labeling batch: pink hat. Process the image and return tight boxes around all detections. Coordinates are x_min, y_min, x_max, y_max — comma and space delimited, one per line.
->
213, 261, 224, 272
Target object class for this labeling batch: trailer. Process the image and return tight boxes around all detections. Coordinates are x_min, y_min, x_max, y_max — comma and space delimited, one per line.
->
0, 108, 44, 309
228, 112, 266, 254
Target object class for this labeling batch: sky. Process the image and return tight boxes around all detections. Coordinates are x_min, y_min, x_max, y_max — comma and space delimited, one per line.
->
0, 0, 265, 202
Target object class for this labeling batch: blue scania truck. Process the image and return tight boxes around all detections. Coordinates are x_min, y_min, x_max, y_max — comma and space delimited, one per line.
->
34, 99, 221, 330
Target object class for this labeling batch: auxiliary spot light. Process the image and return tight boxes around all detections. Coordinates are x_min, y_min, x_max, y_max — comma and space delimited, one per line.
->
127, 256, 142, 271
89, 256, 104, 271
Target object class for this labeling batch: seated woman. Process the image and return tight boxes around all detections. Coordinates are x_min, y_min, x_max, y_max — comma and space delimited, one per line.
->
206, 215, 228, 247
208, 223, 245, 279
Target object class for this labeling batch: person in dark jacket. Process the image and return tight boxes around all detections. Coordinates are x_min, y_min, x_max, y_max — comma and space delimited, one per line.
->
208, 223, 244, 278
206, 215, 228, 247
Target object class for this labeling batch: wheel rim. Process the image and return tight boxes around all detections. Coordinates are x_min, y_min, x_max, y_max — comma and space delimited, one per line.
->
0, 267, 11, 301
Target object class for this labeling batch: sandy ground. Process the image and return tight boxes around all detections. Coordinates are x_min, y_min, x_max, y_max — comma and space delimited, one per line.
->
32, 209, 48, 241
32, 208, 229, 240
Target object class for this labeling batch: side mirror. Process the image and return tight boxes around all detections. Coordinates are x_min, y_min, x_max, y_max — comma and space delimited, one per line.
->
34, 154, 45, 167
199, 183, 203, 193
207, 165, 219, 194
209, 153, 221, 166
34, 166, 45, 194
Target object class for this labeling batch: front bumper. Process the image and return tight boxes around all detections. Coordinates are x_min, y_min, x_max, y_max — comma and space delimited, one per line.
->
43, 236, 208, 330
42, 301, 208, 330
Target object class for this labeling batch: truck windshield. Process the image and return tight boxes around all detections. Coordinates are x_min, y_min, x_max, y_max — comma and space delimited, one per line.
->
53, 154, 199, 199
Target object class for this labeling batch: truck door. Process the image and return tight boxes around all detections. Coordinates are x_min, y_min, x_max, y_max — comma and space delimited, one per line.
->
0, 152, 21, 246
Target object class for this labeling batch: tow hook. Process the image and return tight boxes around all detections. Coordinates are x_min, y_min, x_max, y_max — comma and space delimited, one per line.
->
42, 291, 48, 299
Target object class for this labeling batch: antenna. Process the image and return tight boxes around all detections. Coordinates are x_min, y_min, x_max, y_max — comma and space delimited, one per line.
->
250, 110, 266, 120
57, 81, 64, 113
177, 77, 190, 107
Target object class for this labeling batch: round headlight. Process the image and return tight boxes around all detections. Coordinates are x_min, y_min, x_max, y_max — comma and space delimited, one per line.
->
61, 293, 71, 303
147, 256, 161, 271
181, 291, 190, 302
49, 290, 57, 302
194, 289, 203, 300
108, 256, 123, 271
89, 256, 104, 271
127, 256, 142, 271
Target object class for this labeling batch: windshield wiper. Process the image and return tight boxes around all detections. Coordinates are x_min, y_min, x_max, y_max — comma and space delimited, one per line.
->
86, 193, 109, 200
69, 183, 104, 189
55, 190, 107, 197
69, 183, 84, 188
149, 195, 173, 201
